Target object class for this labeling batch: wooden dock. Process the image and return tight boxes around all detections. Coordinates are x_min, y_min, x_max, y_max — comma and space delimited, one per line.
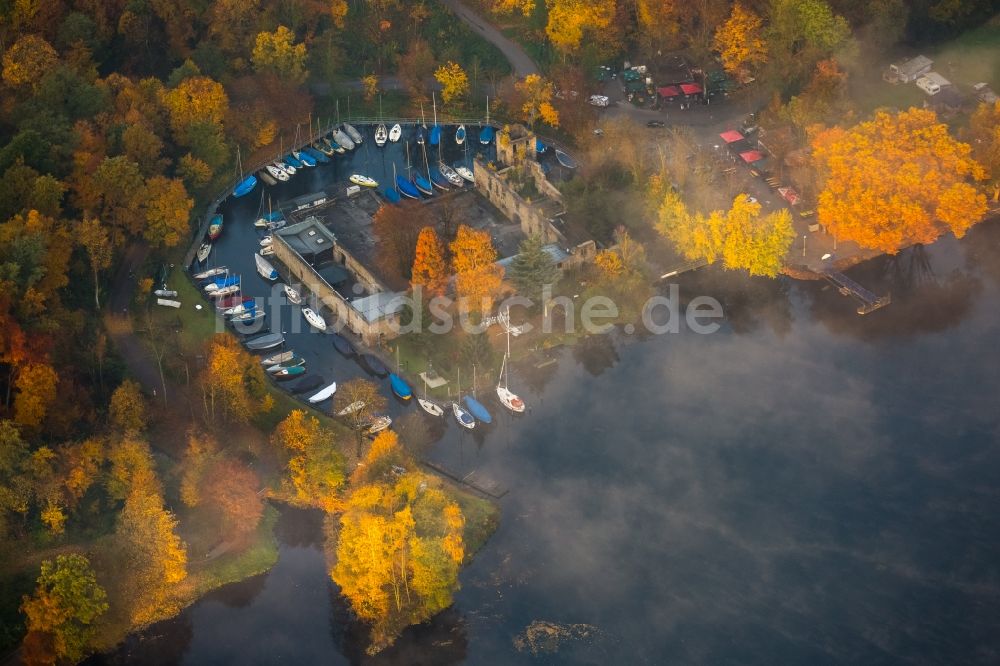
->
822, 271, 891, 315
421, 460, 508, 499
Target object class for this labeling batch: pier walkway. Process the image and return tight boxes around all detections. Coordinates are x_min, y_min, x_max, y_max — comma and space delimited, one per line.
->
822, 271, 891, 315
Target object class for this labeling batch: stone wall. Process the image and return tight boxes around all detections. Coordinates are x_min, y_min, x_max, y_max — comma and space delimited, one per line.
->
272, 236, 399, 345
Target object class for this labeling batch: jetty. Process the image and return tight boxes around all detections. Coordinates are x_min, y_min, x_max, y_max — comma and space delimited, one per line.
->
822, 271, 891, 315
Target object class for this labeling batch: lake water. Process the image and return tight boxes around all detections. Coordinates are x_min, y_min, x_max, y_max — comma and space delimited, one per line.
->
92, 136, 1000, 663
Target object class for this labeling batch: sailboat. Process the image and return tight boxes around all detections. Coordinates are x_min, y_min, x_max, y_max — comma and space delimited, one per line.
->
233, 146, 257, 197
417, 364, 444, 417
257, 169, 277, 186
439, 163, 463, 186
414, 134, 434, 196
480, 97, 495, 145
375, 96, 387, 147
397, 143, 421, 199
208, 213, 224, 240
266, 356, 305, 373
255, 252, 278, 281
384, 163, 402, 204
389, 124, 402, 142
496, 320, 525, 413
455, 125, 466, 145
452, 368, 475, 429
463, 365, 493, 424
429, 92, 441, 146
266, 164, 289, 182
291, 124, 316, 166
194, 266, 227, 280
197, 242, 212, 263
389, 347, 412, 400
417, 104, 426, 145
456, 165, 475, 183
283, 284, 302, 304
302, 306, 327, 331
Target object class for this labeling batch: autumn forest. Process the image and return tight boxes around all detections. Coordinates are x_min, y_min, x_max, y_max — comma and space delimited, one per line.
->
1, 0, 999, 663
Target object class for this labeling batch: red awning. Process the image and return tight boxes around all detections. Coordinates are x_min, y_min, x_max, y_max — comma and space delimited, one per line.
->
740, 150, 764, 163
778, 187, 801, 205
657, 86, 681, 98
719, 130, 744, 143
680, 83, 703, 95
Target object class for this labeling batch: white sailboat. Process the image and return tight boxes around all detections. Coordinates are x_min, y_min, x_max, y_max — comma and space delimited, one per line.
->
496, 347, 525, 412
456, 166, 475, 183
302, 306, 327, 331
375, 96, 387, 146
417, 365, 444, 417
266, 164, 289, 182
366, 415, 391, 434
389, 124, 402, 142
197, 242, 212, 262
452, 368, 476, 429
194, 266, 227, 280
283, 284, 302, 304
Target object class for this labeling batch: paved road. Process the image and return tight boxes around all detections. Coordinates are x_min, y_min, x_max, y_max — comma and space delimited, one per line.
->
439, 0, 539, 77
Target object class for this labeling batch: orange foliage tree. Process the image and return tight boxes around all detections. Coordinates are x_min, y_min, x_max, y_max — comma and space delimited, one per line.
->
449, 225, 504, 313
811, 108, 988, 253
372, 202, 432, 288
201, 459, 264, 541
410, 227, 448, 295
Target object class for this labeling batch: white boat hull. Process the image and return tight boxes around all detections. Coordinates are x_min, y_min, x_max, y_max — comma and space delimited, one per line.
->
261, 351, 294, 366
456, 166, 474, 183
389, 124, 402, 142
337, 400, 365, 416
496, 386, 525, 413
452, 402, 476, 429
283, 285, 302, 304
197, 243, 212, 262
302, 307, 327, 331
255, 253, 278, 281
193, 266, 227, 280
418, 398, 444, 417
308, 382, 338, 403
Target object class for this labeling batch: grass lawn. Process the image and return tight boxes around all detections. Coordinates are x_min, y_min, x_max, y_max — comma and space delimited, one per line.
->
190, 505, 280, 597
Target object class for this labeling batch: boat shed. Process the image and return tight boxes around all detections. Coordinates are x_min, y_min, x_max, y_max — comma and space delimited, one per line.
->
277, 217, 337, 264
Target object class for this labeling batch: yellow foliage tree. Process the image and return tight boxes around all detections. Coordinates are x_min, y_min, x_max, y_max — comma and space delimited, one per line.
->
545, 0, 615, 55
434, 61, 469, 107
1, 34, 58, 89
115, 487, 188, 625
179, 430, 216, 508
331, 432, 465, 647
450, 225, 504, 313
515, 74, 559, 128
109, 379, 146, 434
968, 101, 1000, 192
713, 3, 767, 81
331, 0, 349, 28
658, 193, 795, 277
106, 435, 161, 501
812, 108, 988, 253
361, 73, 379, 103
490, 0, 534, 14
160, 76, 228, 143
272, 410, 346, 512
14, 362, 58, 429
143, 176, 193, 247
200, 334, 270, 424
252, 25, 308, 84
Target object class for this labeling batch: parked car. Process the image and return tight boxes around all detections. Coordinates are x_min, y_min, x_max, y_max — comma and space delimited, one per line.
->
588, 95, 610, 107
646, 120, 665, 128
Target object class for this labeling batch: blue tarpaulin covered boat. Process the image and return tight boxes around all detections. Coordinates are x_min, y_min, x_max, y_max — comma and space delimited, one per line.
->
479, 125, 494, 145
233, 175, 257, 197
413, 174, 434, 196
389, 373, 412, 400
396, 176, 421, 199
463, 396, 492, 424
430, 125, 441, 146
303, 146, 330, 163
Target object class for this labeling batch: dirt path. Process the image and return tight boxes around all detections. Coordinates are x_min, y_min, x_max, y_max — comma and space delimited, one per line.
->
104, 241, 164, 397
438, 0, 539, 77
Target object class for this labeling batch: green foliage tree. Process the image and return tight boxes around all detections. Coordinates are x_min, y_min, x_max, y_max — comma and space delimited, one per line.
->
21, 554, 108, 663
766, 0, 851, 88
509, 233, 559, 297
